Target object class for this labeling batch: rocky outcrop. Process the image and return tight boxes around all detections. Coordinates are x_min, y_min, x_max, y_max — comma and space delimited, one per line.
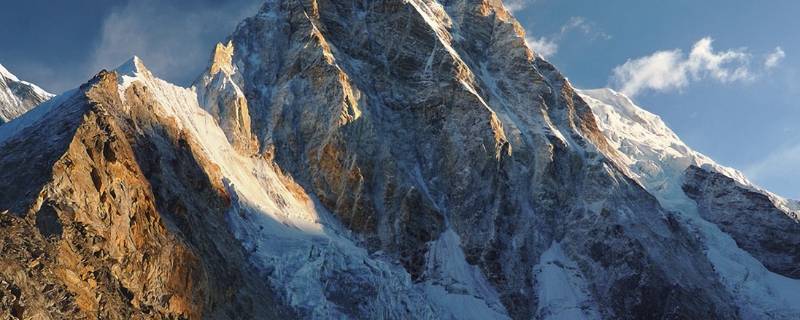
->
0, 64, 52, 124
683, 165, 800, 278
194, 43, 259, 155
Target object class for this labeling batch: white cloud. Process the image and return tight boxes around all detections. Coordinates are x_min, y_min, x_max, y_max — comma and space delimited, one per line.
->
88, 0, 261, 86
504, 0, 534, 13
525, 16, 610, 59
526, 36, 558, 59
611, 49, 688, 96
560, 17, 611, 40
765, 47, 786, 69
611, 37, 763, 97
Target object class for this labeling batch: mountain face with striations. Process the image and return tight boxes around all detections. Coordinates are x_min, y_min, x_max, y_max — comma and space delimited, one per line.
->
0, 64, 52, 124
0, 1, 798, 319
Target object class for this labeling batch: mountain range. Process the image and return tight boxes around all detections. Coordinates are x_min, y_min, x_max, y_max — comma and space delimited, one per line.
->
0, 1, 798, 319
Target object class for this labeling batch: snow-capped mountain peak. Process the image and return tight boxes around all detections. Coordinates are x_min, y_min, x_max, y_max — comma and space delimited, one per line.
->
0, 63, 20, 82
579, 88, 750, 209
115, 56, 153, 81
0, 63, 53, 124
580, 88, 800, 318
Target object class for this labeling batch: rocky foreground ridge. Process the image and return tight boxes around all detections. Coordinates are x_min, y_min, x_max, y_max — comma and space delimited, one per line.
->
0, 0, 798, 319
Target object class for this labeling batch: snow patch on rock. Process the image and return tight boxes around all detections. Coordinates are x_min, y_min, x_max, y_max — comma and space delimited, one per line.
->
533, 242, 601, 320
422, 229, 510, 320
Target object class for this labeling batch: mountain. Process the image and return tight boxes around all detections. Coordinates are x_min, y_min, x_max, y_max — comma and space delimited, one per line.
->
0, 0, 798, 319
0, 64, 53, 124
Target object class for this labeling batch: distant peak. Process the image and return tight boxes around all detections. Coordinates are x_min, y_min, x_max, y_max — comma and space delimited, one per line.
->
0, 63, 53, 99
115, 55, 150, 77
209, 41, 235, 76
0, 63, 20, 82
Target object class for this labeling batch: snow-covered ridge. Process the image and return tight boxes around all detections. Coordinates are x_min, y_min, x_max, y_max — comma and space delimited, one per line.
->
0, 63, 53, 102
114, 56, 324, 233
0, 64, 19, 82
579, 88, 800, 318
577, 88, 790, 209
580, 88, 799, 212
0, 63, 54, 124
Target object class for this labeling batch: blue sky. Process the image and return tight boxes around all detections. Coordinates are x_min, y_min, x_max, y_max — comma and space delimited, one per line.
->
1, 0, 797, 198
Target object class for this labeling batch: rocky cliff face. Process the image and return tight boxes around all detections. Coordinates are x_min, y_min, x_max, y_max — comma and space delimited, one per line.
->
1, 0, 799, 319
226, 1, 736, 318
683, 166, 800, 279
0, 64, 52, 124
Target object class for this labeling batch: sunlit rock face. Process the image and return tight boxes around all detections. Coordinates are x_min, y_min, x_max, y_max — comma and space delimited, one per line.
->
0, 69, 291, 319
195, 41, 260, 155
0, 64, 52, 124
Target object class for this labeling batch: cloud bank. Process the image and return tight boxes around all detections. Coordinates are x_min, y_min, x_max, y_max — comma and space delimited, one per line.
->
611, 38, 785, 97
88, 0, 261, 86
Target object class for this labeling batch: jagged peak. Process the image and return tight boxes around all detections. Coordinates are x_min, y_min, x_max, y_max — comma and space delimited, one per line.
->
0, 63, 20, 82
115, 56, 150, 78
209, 41, 235, 76
0, 62, 54, 101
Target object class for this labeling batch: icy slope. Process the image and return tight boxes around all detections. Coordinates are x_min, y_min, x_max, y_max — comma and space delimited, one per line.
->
0, 63, 53, 124
580, 88, 797, 212
578, 88, 747, 211
579, 88, 800, 319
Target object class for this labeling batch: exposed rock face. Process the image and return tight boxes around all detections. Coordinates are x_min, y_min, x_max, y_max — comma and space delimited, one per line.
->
0, 69, 291, 319
683, 166, 800, 278
228, 1, 737, 318
0, 64, 53, 124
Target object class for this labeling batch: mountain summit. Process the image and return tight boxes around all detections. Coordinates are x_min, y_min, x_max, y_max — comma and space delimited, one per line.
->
0, 1, 798, 319
0, 64, 52, 124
